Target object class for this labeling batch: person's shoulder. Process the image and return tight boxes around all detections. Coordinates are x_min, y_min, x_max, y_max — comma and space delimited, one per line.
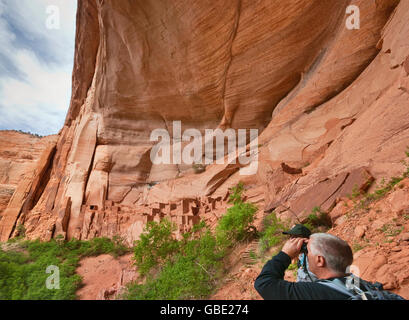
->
292, 280, 350, 300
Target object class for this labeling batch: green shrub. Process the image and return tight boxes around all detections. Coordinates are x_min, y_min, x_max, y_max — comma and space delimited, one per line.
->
15, 224, 26, 239
259, 212, 288, 252
125, 222, 225, 300
216, 201, 258, 245
228, 182, 245, 205
133, 219, 180, 276
125, 182, 258, 300
213, 182, 258, 245
126, 227, 225, 300
0, 237, 129, 300
305, 207, 331, 230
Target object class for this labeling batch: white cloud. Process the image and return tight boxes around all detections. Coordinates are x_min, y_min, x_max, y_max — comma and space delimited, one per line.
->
1, 50, 71, 110
0, 0, 77, 136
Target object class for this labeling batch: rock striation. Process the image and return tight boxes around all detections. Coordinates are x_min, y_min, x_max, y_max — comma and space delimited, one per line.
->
0, 0, 408, 255
0, 131, 58, 240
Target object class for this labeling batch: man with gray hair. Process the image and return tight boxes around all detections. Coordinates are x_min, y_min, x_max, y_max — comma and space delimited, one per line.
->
254, 233, 358, 299
308, 233, 354, 278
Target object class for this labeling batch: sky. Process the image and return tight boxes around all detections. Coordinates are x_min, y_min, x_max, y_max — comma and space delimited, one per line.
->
0, 0, 77, 136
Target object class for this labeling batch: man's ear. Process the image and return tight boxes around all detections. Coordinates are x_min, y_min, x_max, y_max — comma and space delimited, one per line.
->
316, 255, 325, 267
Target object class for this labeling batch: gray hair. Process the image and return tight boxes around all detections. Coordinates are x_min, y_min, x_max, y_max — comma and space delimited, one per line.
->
309, 233, 353, 274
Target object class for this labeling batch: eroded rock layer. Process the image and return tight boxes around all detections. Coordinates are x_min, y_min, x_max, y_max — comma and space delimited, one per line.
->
1, 0, 408, 252
0, 131, 58, 240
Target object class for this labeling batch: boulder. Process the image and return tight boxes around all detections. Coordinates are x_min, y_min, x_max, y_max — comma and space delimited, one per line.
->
354, 226, 367, 239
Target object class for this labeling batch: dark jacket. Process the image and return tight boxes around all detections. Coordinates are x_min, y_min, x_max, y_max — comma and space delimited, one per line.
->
254, 251, 351, 300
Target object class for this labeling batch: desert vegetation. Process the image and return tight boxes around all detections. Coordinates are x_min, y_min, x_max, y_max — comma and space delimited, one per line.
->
1, 147, 408, 300
123, 182, 259, 299
0, 237, 129, 299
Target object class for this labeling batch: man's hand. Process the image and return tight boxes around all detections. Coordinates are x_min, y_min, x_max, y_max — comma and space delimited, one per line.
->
281, 238, 307, 259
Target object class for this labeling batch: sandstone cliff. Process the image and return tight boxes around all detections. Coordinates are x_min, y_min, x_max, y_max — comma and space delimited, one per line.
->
0, 131, 58, 233
0, 1, 408, 294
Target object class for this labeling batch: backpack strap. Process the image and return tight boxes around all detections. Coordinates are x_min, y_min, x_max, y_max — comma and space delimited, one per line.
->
318, 278, 368, 300
318, 278, 355, 298
320, 278, 406, 300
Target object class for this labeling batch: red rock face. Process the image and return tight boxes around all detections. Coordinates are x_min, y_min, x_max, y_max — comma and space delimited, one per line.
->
76, 253, 138, 300
329, 178, 409, 299
1, 0, 408, 248
0, 131, 58, 238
